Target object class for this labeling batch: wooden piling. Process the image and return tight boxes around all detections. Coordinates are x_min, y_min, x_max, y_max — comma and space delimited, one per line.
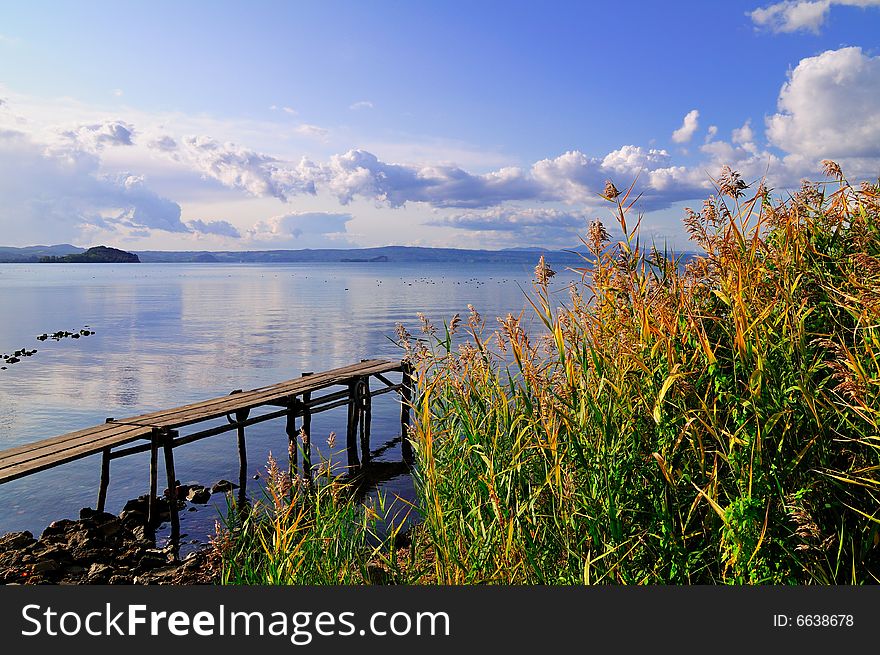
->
148, 430, 159, 528
235, 408, 249, 507
96, 447, 111, 512
162, 430, 180, 554
301, 372, 313, 480
285, 398, 298, 477
359, 377, 371, 463
346, 379, 361, 468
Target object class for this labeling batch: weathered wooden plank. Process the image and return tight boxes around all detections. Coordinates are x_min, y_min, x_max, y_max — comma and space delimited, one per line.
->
139, 361, 401, 429
0, 424, 153, 472
0, 359, 403, 485
0, 421, 141, 462
116, 360, 400, 429
0, 427, 153, 482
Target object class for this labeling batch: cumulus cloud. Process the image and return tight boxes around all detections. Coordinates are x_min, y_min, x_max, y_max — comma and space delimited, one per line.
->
187, 218, 241, 238
428, 206, 594, 245
246, 211, 353, 246
294, 123, 329, 140
0, 130, 190, 243
766, 47, 880, 167
671, 109, 700, 144
174, 135, 319, 200
153, 137, 715, 213
148, 135, 178, 152
349, 100, 374, 110
750, 0, 880, 34
60, 120, 135, 150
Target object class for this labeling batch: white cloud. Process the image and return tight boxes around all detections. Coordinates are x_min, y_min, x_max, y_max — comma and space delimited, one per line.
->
427, 206, 591, 246
294, 123, 329, 140
111, 89, 124, 97
60, 120, 135, 150
0, 130, 190, 244
350, 100, 374, 110
671, 109, 700, 143
732, 120, 755, 146
766, 47, 880, 167
750, 0, 880, 34
246, 211, 353, 247
148, 135, 178, 152
283, 106, 297, 115
174, 135, 319, 201
187, 218, 241, 238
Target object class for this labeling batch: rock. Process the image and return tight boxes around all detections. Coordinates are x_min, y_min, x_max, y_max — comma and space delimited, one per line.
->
122, 497, 147, 513
32, 560, 61, 575
34, 544, 72, 564
40, 519, 77, 542
186, 487, 211, 504
137, 550, 169, 571
79, 507, 117, 524
0, 531, 35, 552
98, 518, 123, 539
87, 563, 113, 583
211, 480, 238, 493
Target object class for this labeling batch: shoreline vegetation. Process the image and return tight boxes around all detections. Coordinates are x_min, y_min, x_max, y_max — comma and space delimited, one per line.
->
215, 163, 879, 585
2, 163, 878, 585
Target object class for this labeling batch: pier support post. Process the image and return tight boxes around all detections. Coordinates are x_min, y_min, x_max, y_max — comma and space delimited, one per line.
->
148, 430, 159, 528
400, 362, 414, 464
96, 447, 111, 512
162, 430, 180, 556
346, 379, 361, 469
359, 377, 371, 464
286, 397, 298, 478
301, 372, 313, 481
235, 408, 249, 509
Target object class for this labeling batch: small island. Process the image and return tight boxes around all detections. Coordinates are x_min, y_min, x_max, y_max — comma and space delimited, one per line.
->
340, 255, 389, 262
39, 246, 140, 263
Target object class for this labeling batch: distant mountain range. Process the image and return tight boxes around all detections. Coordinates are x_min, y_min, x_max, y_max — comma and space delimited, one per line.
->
0, 243, 697, 265
0, 244, 85, 262
0, 244, 592, 264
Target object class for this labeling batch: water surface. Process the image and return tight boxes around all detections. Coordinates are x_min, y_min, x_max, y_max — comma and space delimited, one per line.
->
0, 261, 577, 546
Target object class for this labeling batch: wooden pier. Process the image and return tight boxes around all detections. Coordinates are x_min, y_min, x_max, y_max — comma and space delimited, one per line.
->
0, 358, 414, 549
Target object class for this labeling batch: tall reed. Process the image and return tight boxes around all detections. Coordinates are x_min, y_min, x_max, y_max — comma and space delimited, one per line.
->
405, 164, 880, 584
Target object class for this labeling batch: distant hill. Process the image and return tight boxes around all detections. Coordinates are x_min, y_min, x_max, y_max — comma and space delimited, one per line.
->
1, 243, 699, 265
133, 245, 591, 264
0, 244, 84, 263
40, 246, 140, 263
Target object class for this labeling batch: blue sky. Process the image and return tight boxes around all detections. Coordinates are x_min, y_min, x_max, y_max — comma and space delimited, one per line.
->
1, 0, 878, 250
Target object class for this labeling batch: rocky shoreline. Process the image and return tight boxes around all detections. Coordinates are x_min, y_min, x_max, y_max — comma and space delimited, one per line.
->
0, 483, 235, 585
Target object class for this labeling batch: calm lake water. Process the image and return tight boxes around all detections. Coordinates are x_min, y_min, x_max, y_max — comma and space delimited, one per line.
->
0, 261, 578, 548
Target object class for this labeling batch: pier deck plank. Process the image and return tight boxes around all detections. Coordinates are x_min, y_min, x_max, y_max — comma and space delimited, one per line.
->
0, 359, 402, 484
